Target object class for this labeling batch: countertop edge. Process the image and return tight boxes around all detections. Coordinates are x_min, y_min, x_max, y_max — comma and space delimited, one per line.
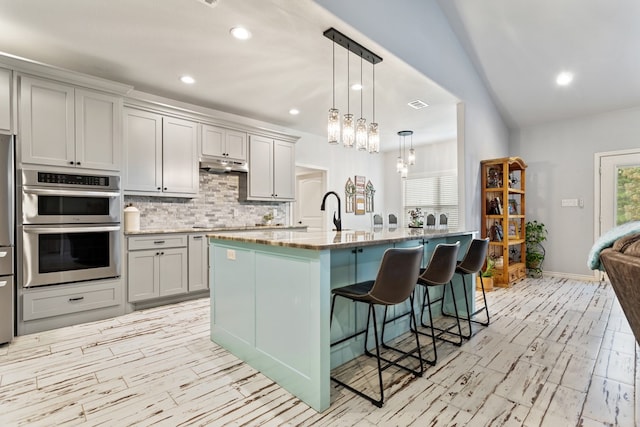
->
125, 225, 308, 236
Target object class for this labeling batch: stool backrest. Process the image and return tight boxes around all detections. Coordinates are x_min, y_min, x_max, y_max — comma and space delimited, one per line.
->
388, 214, 398, 225
457, 238, 489, 274
426, 214, 436, 227
368, 246, 423, 305
373, 214, 383, 225
419, 242, 460, 286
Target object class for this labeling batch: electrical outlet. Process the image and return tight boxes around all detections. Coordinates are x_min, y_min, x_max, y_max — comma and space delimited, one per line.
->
272, 208, 278, 218
226, 249, 236, 260
561, 198, 578, 207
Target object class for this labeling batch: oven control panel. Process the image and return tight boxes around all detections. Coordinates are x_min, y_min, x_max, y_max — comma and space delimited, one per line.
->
37, 172, 110, 187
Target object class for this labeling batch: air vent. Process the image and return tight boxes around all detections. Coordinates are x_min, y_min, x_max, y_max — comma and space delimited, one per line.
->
408, 99, 429, 110
198, 0, 219, 7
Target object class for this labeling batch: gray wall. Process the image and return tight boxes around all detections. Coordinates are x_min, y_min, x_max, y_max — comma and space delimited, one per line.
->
315, 0, 510, 232
511, 106, 640, 277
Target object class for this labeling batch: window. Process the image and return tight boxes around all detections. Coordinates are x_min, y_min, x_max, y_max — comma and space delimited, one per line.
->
403, 170, 458, 229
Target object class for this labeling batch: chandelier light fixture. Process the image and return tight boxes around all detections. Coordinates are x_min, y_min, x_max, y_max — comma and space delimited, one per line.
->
397, 130, 415, 179
323, 27, 382, 153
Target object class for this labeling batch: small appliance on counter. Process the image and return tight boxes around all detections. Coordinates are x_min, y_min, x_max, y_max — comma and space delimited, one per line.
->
0, 134, 14, 344
124, 204, 140, 232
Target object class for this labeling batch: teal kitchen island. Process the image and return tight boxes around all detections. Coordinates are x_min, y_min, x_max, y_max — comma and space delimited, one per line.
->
208, 228, 477, 412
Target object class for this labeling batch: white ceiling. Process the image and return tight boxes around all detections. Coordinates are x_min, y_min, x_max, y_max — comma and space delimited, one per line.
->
2, 1, 635, 147
437, 0, 640, 128
0, 0, 459, 152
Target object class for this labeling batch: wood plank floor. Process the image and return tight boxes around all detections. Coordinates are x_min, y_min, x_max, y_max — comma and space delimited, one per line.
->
0, 276, 637, 426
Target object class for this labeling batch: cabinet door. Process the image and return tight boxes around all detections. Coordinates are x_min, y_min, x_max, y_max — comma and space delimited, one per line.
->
159, 247, 188, 296
225, 129, 247, 161
248, 135, 274, 199
0, 68, 11, 133
19, 76, 75, 167
273, 139, 295, 200
188, 234, 208, 292
75, 89, 122, 171
124, 108, 162, 193
201, 124, 225, 158
128, 250, 159, 302
162, 117, 198, 195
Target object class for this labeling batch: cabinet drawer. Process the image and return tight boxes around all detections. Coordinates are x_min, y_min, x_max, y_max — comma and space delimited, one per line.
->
0, 247, 13, 275
23, 280, 122, 321
128, 234, 187, 250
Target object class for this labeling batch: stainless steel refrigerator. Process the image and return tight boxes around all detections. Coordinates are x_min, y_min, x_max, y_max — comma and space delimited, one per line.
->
0, 134, 14, 344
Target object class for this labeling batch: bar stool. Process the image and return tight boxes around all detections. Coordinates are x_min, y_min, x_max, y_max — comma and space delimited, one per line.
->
329, 245, 424, 407
425, 214, 436, 228
442, 238, 490, 338
412, 242, 460, 365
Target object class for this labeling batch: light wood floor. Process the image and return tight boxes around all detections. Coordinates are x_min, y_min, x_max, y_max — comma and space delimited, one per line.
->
0, 276, 637, 426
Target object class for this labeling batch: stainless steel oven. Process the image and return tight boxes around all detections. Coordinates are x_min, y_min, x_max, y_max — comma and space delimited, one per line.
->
21, 223, 120, 287
18, 170, 121, 288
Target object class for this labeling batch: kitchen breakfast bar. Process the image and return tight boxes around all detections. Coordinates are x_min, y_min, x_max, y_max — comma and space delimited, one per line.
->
208, 228, 476, 412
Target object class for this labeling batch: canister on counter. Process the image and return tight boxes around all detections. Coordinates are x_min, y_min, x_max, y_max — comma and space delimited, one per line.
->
124, 204, 140, 232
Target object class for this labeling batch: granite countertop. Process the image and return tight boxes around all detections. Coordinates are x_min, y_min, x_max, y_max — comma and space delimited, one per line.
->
207, 227, 477, 250
125, 224, 307, 236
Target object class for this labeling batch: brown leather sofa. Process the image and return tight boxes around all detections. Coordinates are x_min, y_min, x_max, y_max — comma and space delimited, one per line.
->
600, 233, 640, 345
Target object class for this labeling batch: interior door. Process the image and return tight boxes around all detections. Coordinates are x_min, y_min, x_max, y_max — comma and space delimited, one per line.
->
295, 171, 325, 231
599, 150, 640, 235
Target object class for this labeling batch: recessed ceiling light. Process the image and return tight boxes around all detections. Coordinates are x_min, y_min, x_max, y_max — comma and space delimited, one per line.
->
408, 99, 429, 110
556, 71, 574, 86
351, 83, 362, 91
180, 75, 195, 84
230, 26, 251, 40
289, 108, 300, 115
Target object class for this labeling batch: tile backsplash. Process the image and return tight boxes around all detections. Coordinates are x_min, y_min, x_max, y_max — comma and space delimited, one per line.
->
124, 171, 288, 230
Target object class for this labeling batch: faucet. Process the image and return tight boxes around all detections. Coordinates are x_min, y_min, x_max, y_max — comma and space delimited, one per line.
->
320, 191, 342, 232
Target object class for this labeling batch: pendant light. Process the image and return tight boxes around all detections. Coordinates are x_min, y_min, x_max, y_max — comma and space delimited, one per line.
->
408, 132, 416, 165
355, 56, 368, 151
342, 48, 355, 147
327, 41, 340, 144
397, 130, 414, 177
368, 60, 379, 153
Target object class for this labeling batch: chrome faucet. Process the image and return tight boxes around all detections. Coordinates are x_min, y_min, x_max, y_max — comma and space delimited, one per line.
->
320, 191, 342, 232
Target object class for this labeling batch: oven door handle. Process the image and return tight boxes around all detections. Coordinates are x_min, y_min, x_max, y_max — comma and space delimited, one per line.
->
22, 187, 121, 198
23, 225, 121, 234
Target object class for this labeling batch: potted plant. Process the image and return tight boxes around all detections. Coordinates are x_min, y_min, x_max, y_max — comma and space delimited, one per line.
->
262, 212, 274, 225
407, 208, 423, 228
477, 255, 495, 291
525, 220, 547, 276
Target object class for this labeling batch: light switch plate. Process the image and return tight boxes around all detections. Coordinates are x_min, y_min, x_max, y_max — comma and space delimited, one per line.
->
561, 198, 579, 207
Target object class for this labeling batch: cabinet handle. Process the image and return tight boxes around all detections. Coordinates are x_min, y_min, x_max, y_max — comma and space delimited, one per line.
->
69, 296, 84, 302
157, 187, 161, 190
160, 251, 165, 255
69, 161, 74, 165
76, 162, 81, 166
0, 281, 7, 287
193, 236, 203, 239
153, 240, 165, 244
352, 248, 364, 254
163, 187, 167, 191
156, 252, 160, 256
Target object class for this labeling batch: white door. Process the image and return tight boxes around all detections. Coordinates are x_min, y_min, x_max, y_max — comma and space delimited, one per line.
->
598, 150, 640, 235
295, 171, 325, 231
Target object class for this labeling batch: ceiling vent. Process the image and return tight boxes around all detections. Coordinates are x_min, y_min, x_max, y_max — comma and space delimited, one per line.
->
198, 0, 219, 7
408, 99, 429, 110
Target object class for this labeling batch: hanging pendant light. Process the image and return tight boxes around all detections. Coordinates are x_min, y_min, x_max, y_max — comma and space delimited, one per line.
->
397, 130, 414, 176
327, 41, 340, 144
368, 60, 379, 153
342, 48, 355, 147
355, 56, 368, 151
408, 131, 416, 165
396, 132, 404, 173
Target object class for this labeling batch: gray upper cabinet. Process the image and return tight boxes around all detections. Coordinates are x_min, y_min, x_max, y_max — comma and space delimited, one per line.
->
0, 68, 11, 133
247, 134, 295, 201
201, 124, 246, 162
124, 107, 198, 197
19, 75, 122, 171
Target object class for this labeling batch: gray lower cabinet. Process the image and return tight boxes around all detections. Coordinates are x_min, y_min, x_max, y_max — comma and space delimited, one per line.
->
188, 234, 208, 292
127, 234, 188, 302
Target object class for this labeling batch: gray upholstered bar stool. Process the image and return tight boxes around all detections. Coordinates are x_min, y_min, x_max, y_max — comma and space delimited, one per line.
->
443, 238, 491, 338
412, 242, 461, 365
329, 245, 424, 407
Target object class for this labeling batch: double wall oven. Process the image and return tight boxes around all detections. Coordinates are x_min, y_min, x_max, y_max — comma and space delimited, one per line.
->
18, 170, 121, 288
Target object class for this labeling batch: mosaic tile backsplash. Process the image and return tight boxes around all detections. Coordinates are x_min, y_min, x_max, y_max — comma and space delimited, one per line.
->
124, 171, 289, 230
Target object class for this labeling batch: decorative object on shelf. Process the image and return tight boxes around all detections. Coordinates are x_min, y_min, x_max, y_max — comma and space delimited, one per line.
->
407, 207, 423, 228
490, 221, 503, 241
508, 172, 519, 187
344, 177, 355, 213
365, 180, 375, 212
487, 167, 501, 188
355, 175, 366, 215
324, 27, 382, 153
508, 198, 518, 214
508, 220, 520, 238
525, 220, 547, 277
396, 130, 415, 178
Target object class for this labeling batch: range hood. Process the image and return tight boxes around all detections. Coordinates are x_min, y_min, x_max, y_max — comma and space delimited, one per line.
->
199, 158, 248, 173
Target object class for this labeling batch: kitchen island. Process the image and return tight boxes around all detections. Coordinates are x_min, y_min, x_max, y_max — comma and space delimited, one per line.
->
208, 228, 476, 412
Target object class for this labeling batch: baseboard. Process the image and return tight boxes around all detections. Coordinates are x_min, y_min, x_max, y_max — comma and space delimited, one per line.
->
541, 270, 602, 282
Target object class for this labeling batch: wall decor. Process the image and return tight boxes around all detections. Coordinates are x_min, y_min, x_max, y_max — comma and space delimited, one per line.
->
355, 175, 366, 215
365, 180, 375, 212
344, 177, 355, 213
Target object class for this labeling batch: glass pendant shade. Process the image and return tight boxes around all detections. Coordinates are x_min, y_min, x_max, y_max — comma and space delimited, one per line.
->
408, 148, 416, 165
328, 108, 340, 144
367, 122, 379, 153
396, 157, 404, 173
343, 114, 355, 147
401, 164, 408, 179
355, 118, 368, 150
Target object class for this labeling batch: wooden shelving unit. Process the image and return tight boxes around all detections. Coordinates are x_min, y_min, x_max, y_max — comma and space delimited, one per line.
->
481, 157, 527, 287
